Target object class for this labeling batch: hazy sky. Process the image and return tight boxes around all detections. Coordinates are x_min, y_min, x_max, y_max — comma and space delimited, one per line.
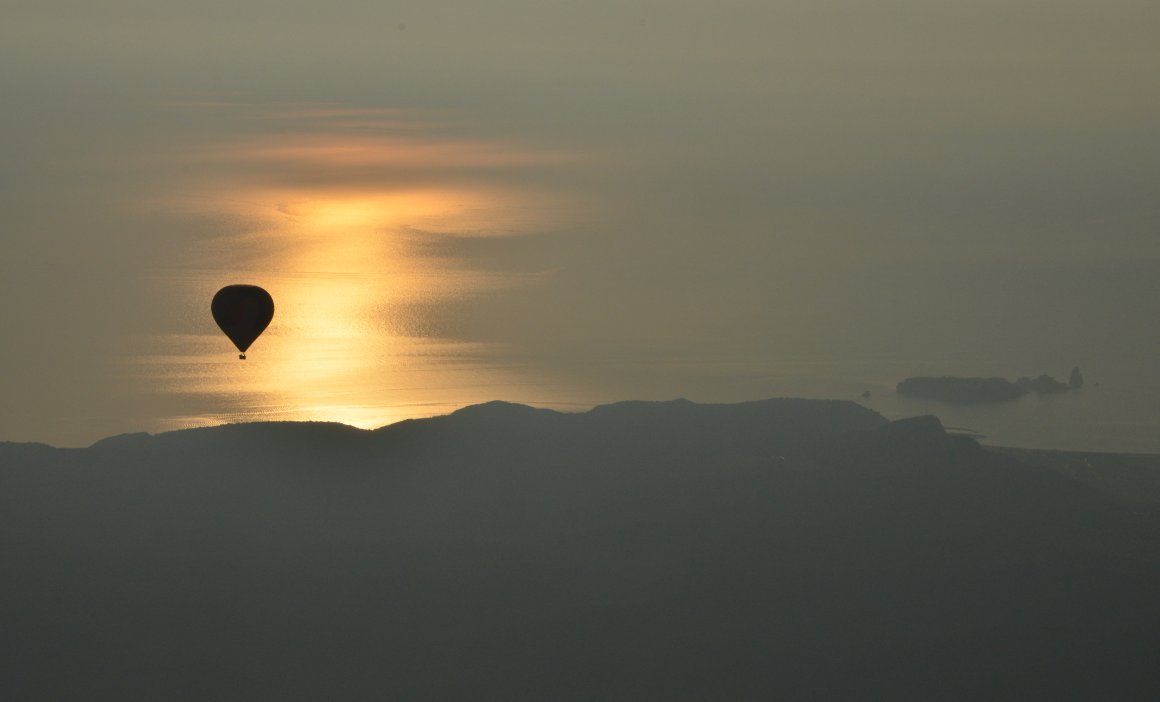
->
3, 2, 1159, 447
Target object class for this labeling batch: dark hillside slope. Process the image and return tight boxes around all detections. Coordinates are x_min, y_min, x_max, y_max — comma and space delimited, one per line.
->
992, 446, 1160, 509
1, 399, 1157, 701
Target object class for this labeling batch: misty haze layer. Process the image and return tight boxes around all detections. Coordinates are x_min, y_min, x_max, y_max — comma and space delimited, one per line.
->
3, 399, 1158, 700
2, 2, 1159, 448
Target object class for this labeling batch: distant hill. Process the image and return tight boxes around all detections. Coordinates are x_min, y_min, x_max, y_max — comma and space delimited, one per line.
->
2, 398, 1158, 701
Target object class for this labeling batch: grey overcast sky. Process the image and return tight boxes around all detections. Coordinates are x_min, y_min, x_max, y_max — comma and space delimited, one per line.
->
2, 1, 1159, 447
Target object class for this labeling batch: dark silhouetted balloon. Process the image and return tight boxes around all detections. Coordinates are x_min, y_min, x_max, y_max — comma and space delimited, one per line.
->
211, 285, 274, 360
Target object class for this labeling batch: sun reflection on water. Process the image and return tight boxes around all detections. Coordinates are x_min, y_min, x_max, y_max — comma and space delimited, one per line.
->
136, 103, 578, 432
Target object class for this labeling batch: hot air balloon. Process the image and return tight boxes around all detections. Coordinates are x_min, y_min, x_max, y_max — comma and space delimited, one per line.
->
211, 285, 274, 360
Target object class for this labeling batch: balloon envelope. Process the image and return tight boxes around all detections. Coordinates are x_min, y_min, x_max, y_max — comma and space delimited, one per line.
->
211, 285, 274, 356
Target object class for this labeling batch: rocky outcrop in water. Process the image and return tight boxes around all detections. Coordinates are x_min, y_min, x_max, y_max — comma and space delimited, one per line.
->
896, 376, 1027, 403
898, 371, 1079, 403
1015, 373, 1070, 395
1070, 366, 1085, 389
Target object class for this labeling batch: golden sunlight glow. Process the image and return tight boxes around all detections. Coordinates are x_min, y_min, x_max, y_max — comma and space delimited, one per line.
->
140, 103, 579, 430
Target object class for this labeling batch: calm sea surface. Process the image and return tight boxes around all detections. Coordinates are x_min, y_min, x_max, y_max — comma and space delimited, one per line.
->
127, 315, 1160, 455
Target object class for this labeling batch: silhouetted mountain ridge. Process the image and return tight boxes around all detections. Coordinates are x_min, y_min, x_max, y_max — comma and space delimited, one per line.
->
2, 397, 1158, 700
21, 397, 887, 465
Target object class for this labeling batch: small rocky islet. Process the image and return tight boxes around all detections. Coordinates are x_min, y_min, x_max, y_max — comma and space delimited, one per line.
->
897, 367, 1083, 403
